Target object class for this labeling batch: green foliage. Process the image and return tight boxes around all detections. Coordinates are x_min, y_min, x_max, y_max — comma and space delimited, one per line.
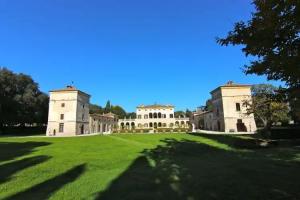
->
174, 111, 185, 118
90, 101, 128, 119
205, 100, 213, 112
0, 67, 49, 129
217, 0, 300, 90
217, 0, 300, 125
89, 104, 104, 114
126, 112, 136, 119
104, 100, 111, 113
111, 106, 126, 119
244, 84, 290, 134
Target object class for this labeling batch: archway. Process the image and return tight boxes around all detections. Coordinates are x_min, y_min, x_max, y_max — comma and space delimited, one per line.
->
131, 122, 135, 130
126, 122, 130, 130
149, 113, 153, 119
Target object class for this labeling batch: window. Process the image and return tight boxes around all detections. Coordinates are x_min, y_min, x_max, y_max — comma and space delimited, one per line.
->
59, 123, 64, 133
149, 113, 153, 118
236, 103, 241, 111
170, 114, 174, 118
61, 103, 65, 107
144, 123, 148, 128
144, 114, 148, 119
83, 104, 85, 109
158, 113, 162, 118
82, 114, 84, 120
60, 114, 64, 120
138, 115, 142, 119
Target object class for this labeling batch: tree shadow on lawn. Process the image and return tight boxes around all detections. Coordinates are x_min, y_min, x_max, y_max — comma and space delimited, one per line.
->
97, 138, 300, 200
0, 141, 51, 162
0, 155, 51, 184
5, 164, 86, 200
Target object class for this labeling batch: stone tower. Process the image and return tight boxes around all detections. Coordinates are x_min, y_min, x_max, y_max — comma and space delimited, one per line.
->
46, 86, 90, 136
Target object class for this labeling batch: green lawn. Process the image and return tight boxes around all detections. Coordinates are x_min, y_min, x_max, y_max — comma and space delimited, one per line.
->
0, 133, 299, 200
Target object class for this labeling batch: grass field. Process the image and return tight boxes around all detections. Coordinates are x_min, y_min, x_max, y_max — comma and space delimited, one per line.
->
0, 133, 299, 200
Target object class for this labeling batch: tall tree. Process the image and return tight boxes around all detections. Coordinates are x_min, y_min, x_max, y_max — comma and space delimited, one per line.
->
111, 105, 126, 119
217, 1, 300, 93
218, 0, 300, 125
89, 104, 104, 114
244, 84, 290, 136
0, 67, 49, 130
104, 100, 111, 113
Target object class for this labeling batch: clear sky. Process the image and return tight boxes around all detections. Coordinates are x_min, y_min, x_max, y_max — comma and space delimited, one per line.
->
0, 0, 281, 112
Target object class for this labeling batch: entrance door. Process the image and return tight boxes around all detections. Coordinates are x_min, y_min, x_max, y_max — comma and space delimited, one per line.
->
236, 119, 247, 132
81, 125, 84, 134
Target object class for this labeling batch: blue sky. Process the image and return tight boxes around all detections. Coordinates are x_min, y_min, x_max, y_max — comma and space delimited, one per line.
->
0, 0, 281, 112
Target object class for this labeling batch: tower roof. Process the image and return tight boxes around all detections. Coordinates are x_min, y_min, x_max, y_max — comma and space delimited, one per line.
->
210, 81, 252, 94
50, 86, 90, 97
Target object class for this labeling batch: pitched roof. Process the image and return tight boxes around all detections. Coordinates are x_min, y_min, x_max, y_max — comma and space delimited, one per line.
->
210, 81, 252, 94
50, 86, 90, 97
137, 104, 174, 109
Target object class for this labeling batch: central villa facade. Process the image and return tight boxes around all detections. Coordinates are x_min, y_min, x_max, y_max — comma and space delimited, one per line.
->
118, 104, 190, 132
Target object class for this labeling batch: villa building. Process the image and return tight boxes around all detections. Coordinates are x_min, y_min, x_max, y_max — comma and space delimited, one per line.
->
46, 82, 257, 136
191, 81, 257, 133
118, 104, 190, 132
46, 86, 91, 136
46, 86, 117, 136
89, 113, 118, 134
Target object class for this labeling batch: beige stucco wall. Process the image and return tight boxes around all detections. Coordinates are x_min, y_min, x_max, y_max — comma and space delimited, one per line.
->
118, 106, 189, 130
200, 85, 257, 133
46, 90, 90, 136
89, 115, 117, 134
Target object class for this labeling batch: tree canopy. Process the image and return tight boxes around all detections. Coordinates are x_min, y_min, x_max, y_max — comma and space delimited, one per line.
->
218, 0, 300, 89
243, 84, 290, 136
0, 67, 49, 129
90, 101, 127, 119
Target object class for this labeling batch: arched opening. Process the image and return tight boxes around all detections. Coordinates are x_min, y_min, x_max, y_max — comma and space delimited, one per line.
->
158, 122, 162, 127
163, 123, 167, 127
169, 123, 174, 128
126, 122, 130, 130
144, 114, 148, 119
154, 113, 158, 118
154, 122, 158, 128
144, 123, 148, 128
138, 123, 142, 128
181, 121, 185, 127
175, 121, 179, 127
149, 113, 153, 119
131, 122, 135, 130
158, 112, 162, 118
149, 122, 153, 128
121, 123, 125, 130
